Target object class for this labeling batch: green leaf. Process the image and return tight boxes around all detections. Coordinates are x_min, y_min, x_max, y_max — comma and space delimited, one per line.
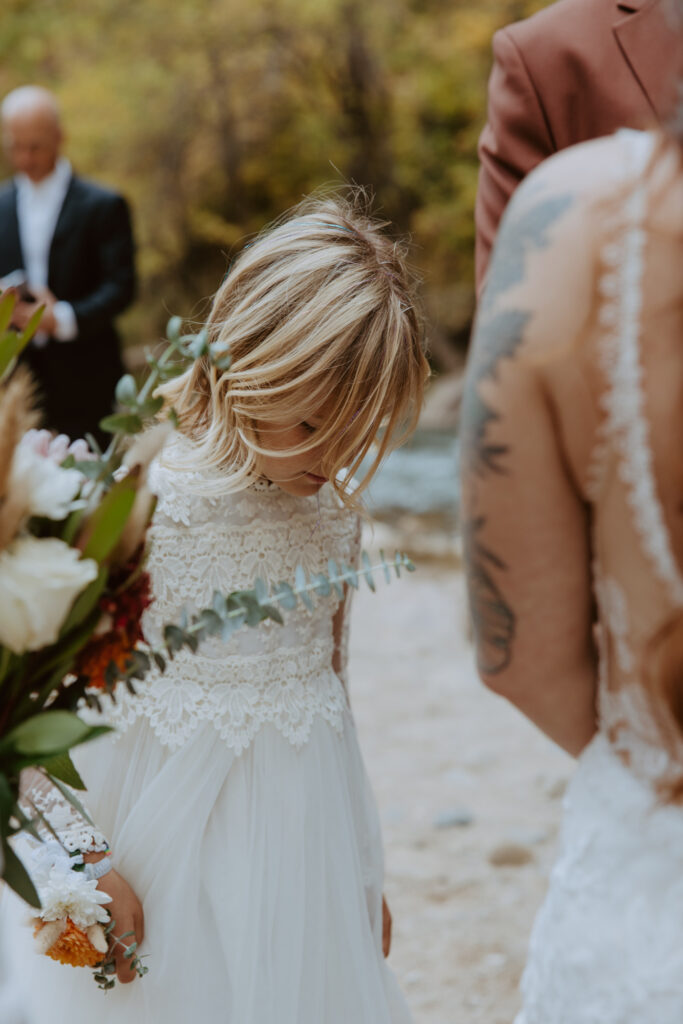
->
260, 603, 284, 625
379, 550, 391, 584
166, 316, 182, 341
59, 567, 107, 638
124, 942, 138, 958
164, 624, 185, 653
99, 412, 143, 435
18, 303, 45, 345
196, 609, 222, 635
212, 591, 228, 617
272, 582, 297, 610
41, 751, 86, 790
136, 395, 164, 418
125, 649, 151, 680
228, 592, 265, 628
254, 578, 269, 606
152, 651, 166, 673
0, 711, 108, 758
212, 352, 232, 371
187, 331, 208, 359
79, 473, 138, 564
360, 551, 376, 592
311, 573, 331, 597
1, 837, 40, 907
394, 551, 403, 578
341, 563, 358, 589
115, 374, 138, 405
0, 289, 16, 334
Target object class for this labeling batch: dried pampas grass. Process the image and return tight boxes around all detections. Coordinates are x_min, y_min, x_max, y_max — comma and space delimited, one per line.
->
0, 367, 40, 551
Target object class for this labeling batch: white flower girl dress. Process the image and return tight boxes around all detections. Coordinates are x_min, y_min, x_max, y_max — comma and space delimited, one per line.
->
4, 436, 413, 1024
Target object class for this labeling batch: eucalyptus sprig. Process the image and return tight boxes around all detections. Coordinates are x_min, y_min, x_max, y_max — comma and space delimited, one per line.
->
93, 920, 150, 992
85, 551, 415, 704
100, 317, 231, 440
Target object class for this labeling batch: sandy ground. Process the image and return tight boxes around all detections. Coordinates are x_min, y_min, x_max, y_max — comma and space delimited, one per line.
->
349, 551, 572, 1024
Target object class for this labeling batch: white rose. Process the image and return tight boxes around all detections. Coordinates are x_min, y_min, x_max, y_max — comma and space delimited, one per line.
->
0, 537, 99, 653
11, 435, 85, 520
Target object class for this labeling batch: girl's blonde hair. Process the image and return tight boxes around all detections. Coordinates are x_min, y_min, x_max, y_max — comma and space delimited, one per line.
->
157, 192, 429, 504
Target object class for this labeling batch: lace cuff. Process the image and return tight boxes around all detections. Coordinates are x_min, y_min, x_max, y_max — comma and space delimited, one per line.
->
19, 768, 109, 854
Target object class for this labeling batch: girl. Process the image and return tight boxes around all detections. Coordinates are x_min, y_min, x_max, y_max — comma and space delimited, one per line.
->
11, 193, 429, 1022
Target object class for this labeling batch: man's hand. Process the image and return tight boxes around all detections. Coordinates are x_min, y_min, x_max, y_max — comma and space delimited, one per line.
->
382, 894, 392, 958
11, 284, 56, 335
85, 856, 145, 984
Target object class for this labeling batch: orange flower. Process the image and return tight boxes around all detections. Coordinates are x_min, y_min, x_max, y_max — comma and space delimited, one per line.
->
75, 568, 153, 689
34, 917, 106, 968
75, 630, 135, 690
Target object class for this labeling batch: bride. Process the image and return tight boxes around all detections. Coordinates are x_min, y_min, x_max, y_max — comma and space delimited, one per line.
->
460, 21, 683, 1023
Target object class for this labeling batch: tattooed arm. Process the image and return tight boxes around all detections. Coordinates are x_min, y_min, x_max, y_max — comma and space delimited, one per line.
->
461, 146, 605, 756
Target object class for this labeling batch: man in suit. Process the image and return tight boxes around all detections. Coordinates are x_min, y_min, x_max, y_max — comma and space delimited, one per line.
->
0, 85, 136, 442
475, 0, 681, 292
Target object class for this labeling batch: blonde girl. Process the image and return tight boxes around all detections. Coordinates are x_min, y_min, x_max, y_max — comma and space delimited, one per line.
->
12, 192, 428, 1024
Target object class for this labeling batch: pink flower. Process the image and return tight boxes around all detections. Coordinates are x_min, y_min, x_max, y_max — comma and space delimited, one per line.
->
21, 429, 97, 464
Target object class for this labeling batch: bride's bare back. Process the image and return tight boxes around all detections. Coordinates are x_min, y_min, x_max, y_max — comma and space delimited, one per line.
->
462, 129, 683, 776
462, 128, 683, 1024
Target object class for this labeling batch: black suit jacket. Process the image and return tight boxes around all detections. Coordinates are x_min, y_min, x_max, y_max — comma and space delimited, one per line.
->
0, 172, 136, 440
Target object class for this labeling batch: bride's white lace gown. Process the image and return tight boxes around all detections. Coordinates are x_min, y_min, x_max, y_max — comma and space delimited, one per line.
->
4, 440, 412, 1024
516, 130, 683, 1023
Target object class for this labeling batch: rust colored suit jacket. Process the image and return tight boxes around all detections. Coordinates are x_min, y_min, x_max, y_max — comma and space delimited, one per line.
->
475, 0, 680, 291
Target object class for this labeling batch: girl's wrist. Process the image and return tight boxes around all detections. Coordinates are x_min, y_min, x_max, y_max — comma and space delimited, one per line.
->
82, 847, 112, 864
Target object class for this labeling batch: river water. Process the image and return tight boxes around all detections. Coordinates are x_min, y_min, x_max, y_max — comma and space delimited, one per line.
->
360, 428, 459, 531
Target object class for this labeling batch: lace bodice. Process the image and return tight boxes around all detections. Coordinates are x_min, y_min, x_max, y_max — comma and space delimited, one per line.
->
97, 438, 360, 754
19, 442, 360, 858
587, 130, 683, 791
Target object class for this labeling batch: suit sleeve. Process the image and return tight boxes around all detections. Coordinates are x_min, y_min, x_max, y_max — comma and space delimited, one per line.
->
475, 27, 555, 294
70, 193, 136, 335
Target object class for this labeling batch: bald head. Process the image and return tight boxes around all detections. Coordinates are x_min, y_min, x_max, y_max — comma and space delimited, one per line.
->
2, 86, 63, 183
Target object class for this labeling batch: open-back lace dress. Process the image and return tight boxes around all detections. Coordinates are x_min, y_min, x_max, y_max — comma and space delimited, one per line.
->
4, 438, 413, 1024
516, 130, 683, 1023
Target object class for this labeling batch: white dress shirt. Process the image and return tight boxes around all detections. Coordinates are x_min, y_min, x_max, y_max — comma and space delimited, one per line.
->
11, 156, 78, 343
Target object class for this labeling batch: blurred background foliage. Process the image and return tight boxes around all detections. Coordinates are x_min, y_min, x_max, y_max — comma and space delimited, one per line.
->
0, 0, 547, 367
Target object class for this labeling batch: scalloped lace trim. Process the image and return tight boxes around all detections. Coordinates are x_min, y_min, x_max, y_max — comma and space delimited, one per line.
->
96, 641, 349, 755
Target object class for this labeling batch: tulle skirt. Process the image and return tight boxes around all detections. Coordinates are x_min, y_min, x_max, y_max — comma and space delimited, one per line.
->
2, 710, 412, 1023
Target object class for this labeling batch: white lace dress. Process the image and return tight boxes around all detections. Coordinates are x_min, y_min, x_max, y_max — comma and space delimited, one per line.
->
516, 131, 683, 1023
3, 442, 412, 1024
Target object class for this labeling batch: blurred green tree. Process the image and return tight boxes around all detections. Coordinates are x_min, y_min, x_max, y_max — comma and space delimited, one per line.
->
0, 0, 548, 363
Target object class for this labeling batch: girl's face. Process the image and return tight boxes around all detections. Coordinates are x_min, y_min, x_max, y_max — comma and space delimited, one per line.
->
254, 406, 331, 497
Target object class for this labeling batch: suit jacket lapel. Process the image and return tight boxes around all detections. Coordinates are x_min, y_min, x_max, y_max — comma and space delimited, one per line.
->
613, 0, 681, 121
0, 183, 24, 270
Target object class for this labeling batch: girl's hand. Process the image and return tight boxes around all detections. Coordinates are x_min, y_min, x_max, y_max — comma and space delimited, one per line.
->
85, 858, 144, 983
382, 895, 392, 958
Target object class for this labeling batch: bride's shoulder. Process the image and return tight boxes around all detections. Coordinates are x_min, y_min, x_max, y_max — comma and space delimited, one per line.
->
510, 131, 654, 219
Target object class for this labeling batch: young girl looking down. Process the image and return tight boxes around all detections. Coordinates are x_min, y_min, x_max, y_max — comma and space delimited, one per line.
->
11, 193, 429, 1024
